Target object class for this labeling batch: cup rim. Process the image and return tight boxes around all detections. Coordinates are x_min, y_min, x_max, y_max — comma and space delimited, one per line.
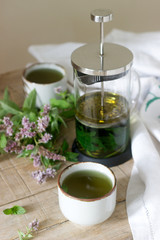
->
22, 62, 66, 86
57, 162, 117, 202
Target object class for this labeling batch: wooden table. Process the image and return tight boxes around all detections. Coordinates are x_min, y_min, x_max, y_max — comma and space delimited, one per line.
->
0, 70, 133, 240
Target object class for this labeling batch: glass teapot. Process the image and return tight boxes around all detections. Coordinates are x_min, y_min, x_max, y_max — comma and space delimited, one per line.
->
71, 9, 139, 167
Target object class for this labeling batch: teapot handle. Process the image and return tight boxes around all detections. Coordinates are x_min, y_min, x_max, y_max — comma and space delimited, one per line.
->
130, 70, 141, 114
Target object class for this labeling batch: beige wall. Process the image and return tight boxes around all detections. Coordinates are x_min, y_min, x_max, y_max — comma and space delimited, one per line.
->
1, 0, 160, 74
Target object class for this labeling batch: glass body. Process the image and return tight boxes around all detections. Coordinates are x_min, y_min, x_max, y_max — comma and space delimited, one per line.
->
74, 70, 131, 159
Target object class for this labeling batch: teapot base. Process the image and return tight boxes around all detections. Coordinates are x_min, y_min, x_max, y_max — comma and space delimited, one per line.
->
72, 139, 132, 167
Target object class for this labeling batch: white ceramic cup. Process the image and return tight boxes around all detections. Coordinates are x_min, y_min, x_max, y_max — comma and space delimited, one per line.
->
22, 62, 67, 108
57, 162, 117, 226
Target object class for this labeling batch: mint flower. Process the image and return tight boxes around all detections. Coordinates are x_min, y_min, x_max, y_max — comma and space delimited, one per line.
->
37, 116, 49, 132
32, 170, 47, 184
26, 144, 34, 150
6, 126, 13, 136
28, 219, 39, 231
39, 133, 52, 143
41, 104, 50, 116
54, 86, 62, 94
18, 219, 39, 240
3, 116, 13, 127
0, 89, 78, 184
30, 153, 41, 167
39, 146, 66, 161
32, 168, 56, 184
4, 140, 22, 154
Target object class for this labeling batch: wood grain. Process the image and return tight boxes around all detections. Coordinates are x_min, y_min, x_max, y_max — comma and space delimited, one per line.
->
0, 70, 133, 240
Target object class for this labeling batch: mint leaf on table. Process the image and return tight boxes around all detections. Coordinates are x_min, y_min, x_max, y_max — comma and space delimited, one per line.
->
3, 205, 26, 215
22, 89, 37, 112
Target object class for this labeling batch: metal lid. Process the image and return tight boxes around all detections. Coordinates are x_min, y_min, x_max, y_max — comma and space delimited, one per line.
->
71, 42, 133, 76
90, 9, 112, 23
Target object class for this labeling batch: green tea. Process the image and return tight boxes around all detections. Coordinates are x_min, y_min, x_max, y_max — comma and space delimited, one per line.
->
62, 170, 113, 199
26, 68, 63, 84
76, 91, 130, 158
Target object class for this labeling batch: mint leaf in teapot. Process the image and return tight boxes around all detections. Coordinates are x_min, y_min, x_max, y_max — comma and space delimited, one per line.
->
3, 205, 26, 215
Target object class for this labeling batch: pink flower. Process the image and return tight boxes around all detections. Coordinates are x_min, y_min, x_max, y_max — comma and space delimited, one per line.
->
32, 170, 47, 184
3, 117, 13, 127
22, 116, 30, 128
54, 86, 62, 94
38, 146, 66, 161
32, 168, 56, 184
4, 140, 22, 154
15, 132, 22, 141
26, 144, 34, 150
6, 126, 13, 136
37, 116, 49, 132
41, 104, 51, 116
30, 153, 41, 167
39, 133, 52, 143
29, 219, 39, 231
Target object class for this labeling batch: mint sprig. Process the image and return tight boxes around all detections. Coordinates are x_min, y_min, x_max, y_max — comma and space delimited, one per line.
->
0, 88, 78, 183
3, 205, 26, 215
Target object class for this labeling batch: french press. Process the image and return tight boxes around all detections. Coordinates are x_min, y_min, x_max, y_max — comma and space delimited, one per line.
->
71, 9, 133, 167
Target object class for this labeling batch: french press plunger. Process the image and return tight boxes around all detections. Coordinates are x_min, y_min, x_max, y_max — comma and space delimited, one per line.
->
71, 9, 133, 167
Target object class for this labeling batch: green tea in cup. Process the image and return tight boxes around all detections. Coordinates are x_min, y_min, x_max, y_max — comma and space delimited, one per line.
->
22, 63, 67, 108
26, 67, 64, 84
58, 162, 117, 226
62, 169, 113, 199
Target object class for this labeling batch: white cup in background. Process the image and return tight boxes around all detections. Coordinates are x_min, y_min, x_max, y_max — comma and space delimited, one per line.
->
22, 62, 67, 108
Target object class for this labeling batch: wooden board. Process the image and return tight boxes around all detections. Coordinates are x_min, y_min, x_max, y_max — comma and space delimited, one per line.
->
0, 69, 133, 240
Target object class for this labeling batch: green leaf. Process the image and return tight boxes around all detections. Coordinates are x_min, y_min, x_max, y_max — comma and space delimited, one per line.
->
29, 112, 37, 122
17, 149, 32, 158
0, 134, 7, 149
41, 156, 50, 168
64, 152, 79, 162
22, 89, 37, 111
3, 208, 13, 215
3, 205, 26, 215
18, 230, 33, 240
0, 99, 21, 115
58, 115, 67, 127
0, 107, 7, 118
12, 206, 26, 215
53, 162, 62, 170
50, 99, 70, 109
60, 108, 75, 119
61, 139, 69, 154
3, 88, 9, 101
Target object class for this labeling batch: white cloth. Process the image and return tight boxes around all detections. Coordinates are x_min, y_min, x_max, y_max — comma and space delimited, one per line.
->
28, 29, 160, 239
128, 113, 160, 240
105, 29, 160, 77
105, 29, 160, 240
